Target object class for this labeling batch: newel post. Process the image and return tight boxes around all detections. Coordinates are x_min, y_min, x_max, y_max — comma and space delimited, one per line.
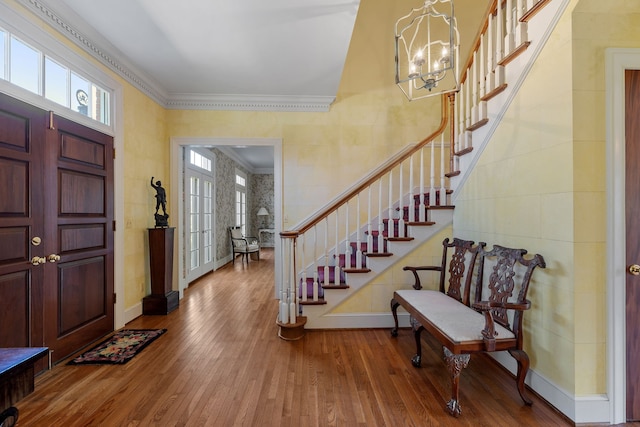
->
276, 231, 307, 340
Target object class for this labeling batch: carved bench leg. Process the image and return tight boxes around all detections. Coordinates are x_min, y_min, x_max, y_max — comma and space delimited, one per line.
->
443, 347, 470, 417
410, 316, 424, 367
508, 349, 533, 405
390, 298, 400, 337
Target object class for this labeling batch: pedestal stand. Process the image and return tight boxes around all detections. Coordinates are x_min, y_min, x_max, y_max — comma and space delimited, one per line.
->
143, 227, 179, 315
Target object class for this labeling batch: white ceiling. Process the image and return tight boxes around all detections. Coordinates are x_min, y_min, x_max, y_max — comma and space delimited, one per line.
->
41, 0, 360, 111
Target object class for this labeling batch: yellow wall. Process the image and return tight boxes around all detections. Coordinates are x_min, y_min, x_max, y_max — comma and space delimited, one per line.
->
122, 85, 169, 307
454, 0, 640, 397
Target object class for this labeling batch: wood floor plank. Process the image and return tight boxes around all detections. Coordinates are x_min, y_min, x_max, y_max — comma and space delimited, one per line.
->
13, 248, 600, 426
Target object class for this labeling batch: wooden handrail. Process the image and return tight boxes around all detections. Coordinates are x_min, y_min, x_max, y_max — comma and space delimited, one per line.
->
281, 92, 452, 238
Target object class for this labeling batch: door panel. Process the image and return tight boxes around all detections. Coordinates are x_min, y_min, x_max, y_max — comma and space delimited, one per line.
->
625, 69, 640, 421
0, 271, 31, 347
45, 115, 114, 363
0, 94, 46, 350
58, 257, 106, 335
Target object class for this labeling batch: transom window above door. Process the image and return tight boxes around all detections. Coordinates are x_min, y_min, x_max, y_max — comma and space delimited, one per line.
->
0, 26, 111, 126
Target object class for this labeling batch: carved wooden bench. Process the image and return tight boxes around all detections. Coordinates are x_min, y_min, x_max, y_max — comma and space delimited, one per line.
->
390, 238, 546, 417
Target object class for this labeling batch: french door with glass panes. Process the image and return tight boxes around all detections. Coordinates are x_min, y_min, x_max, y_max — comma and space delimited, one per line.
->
185, 150, 214, 283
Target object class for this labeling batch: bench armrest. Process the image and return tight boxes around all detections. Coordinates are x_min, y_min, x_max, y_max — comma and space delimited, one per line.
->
472, 300, 531, 351
402, 266, 442, 290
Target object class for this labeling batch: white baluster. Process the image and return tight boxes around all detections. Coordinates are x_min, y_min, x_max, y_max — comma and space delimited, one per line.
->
355, 194, 363, 268
439, 134, 447, 206
334, 209, 340, 287
479, 37, 486, 99
496, 1, 504, 63
465, 71, 472, 129
505, 0, 515, 55
378, 180, 384, 253
388, 170, 394, 238
345, 202, 352, 268
419, 147, 425, 222
408, 155, 415, 223
477, 43, 488, 123
289, 286, 296, 324
471, 51, 479, 124
301, 234, 307, 302
312, 226, 319, 301
457, 81, 464, 152
367, 186, 373, 254
398, 163, 405, 238
280, 289, 289, 324
486, 13, 495, 93
430, 140, 436, 207
515, 0, 528, 47
324, 217, 330, 289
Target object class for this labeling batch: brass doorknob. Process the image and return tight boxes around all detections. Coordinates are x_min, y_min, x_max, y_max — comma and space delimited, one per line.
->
31, 256, 46, 265
629, 264, 640, 276
48, 254, 61, 263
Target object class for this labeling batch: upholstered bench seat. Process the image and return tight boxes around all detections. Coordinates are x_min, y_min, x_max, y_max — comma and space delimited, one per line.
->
394, 290, 515, 343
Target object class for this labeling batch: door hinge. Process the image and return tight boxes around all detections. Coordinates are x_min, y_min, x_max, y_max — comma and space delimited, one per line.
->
48, 111, 55, 130
113, 293, 117, 304
113, 220, 116, 231
113, 148, 116, 159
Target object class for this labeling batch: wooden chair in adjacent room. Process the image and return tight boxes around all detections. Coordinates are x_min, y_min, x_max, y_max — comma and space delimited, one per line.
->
229, 226, 260, 265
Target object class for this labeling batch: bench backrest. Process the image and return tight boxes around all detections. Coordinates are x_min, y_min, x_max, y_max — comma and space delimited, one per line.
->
473, 244, 546, 344
438, 237, 485, 306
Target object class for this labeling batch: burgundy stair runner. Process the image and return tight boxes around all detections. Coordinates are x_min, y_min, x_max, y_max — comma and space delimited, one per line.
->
300, 196, 453, 305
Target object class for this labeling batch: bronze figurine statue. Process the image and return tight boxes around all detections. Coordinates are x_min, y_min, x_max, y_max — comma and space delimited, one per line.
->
151, 177, 169, 227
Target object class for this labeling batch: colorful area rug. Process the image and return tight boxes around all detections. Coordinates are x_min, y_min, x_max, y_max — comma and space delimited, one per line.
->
67, 329, 167, 365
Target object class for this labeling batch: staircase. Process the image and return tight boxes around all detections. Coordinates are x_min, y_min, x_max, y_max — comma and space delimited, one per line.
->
278, 0, 569, 332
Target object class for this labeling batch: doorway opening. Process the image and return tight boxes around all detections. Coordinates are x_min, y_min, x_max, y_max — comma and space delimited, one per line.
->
171, 137, 282, 299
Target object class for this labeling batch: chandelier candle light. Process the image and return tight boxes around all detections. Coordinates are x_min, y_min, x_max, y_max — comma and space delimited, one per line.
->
395, 0, 460, 101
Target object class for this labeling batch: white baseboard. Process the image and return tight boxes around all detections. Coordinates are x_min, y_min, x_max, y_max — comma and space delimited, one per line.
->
304, 312, 410, 329
490, 352, 610, 424
124, 302, 142, 325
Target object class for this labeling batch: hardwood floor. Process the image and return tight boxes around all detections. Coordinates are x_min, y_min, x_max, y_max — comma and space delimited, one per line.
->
13, 249, 599, 426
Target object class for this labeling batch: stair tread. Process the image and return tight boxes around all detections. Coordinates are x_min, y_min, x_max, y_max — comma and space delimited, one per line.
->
300, 299, 327, 305
322, 284, 349, 290
343, 268, 371, 273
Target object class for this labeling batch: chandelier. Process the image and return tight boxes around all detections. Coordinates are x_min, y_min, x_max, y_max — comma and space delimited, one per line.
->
395, 0, 460, 101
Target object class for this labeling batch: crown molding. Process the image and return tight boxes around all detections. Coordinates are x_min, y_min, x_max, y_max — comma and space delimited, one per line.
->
166, 94, 335, 112
15, 0, 336, 112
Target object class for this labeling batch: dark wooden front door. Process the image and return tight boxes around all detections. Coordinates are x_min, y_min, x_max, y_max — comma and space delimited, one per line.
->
0, 93, 114, 365
0, 94, 47, 351
625, 69, 640, 421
